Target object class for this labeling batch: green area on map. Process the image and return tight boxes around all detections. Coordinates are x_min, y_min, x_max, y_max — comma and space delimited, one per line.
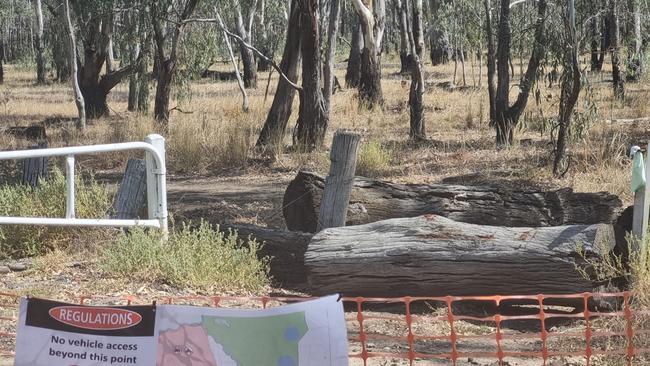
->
201, 312, 308, 366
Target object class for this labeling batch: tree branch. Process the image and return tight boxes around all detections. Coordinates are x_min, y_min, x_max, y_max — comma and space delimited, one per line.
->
180, 17, 302, 91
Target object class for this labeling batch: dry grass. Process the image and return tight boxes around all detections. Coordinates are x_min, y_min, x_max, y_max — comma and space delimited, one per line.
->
1, 57, 647, 209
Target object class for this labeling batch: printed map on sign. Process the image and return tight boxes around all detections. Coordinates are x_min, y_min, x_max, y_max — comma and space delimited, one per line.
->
155, 295, 347, 366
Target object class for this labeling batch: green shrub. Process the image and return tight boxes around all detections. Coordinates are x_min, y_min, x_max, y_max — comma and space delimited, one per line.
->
356, 140, 391, 178
0, 168, 113, 258
102, 221, 269, 293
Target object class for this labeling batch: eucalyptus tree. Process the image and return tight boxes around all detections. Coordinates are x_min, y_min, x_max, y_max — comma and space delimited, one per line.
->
34, 0, 45, 83
351, 0, 384, 107
408, 0, 425, 141
608, 0, 624, 99
151, 0, 200, 126
230, 0, 258, 88
64, 0, 85, 129
553, 0, 582, 176
256, 0, 301, 148
66, 0, 147, 119
293, 0, 329, 149
490, 0, 548, 146
345, 18, 363, 87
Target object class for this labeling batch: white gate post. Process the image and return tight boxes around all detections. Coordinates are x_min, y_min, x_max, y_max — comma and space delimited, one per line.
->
632, 143, 650, 247
144, 134, 168, 237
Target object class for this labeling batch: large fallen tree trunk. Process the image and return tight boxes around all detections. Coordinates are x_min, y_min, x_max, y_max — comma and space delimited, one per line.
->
304, 215, 616, 298
283, 171, 622, 232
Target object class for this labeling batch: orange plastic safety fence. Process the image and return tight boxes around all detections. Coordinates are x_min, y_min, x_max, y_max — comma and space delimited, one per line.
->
0, 291, 648, 365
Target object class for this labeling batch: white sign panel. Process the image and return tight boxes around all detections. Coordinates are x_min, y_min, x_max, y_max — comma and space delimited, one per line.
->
14, 298, 157, 366
14, 295, 348, 366
155, 295, 348, 366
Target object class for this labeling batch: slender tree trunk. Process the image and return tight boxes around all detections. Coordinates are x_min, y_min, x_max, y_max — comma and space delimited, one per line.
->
216, 9, 249, 112
395, 0, 410, 73
151, 0, 200, 126
34, 0, 45, 84
233, 0, 258, 88
64, 0, 85, 130
0, 43, 4, 84
554, 0, 582, 176
294, 0, 328, 150
408, 0, 425, 141
627, 0, 643, 80
590, 15, 601, 72
256, 0, 301, 148
609, 0, 624, 100
484, 0, 496, 124
599, 15, 611, 71
494, 0, 547, 146
323, 0, 341, 114
352, 0, 384, 108
104, 14, 115, 74
345, 20, 363, 88
255, 0, 271, 71
154, 61, 173, 125
127, 19, 141, 112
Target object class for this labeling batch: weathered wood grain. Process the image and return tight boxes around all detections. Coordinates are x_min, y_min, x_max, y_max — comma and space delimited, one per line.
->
284, 171, 622, 233
304, 215, 616, 297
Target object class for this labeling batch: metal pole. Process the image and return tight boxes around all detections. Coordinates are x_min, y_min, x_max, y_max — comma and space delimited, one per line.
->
144, 134, 168, 237
65, 155, 75, 219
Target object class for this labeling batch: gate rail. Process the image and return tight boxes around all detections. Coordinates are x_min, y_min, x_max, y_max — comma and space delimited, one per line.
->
0, 134, 167, 233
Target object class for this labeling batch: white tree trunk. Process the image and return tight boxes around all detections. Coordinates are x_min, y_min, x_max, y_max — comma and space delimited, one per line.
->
64, 0, 86, 129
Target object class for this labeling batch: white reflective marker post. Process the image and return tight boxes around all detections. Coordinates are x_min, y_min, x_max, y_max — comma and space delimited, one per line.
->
0, 134, 168, 236
632, 143, 650, 246
65, 155, 75, 219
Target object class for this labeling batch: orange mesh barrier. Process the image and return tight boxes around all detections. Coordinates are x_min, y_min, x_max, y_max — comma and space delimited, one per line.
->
0, 291, 648, 365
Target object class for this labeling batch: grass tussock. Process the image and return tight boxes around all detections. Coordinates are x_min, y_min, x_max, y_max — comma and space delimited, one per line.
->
356, 140, 392, 178
575, 235, 650, 365
101, 221, 269, 293
0, 168, 113, 258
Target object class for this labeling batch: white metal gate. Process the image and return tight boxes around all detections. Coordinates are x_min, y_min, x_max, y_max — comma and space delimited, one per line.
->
0, 134, 168, 233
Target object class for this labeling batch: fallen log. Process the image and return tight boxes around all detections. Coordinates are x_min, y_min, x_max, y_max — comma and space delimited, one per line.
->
304, 215, 616, 298
283, 171, 622, 233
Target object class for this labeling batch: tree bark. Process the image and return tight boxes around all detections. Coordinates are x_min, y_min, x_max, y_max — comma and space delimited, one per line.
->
283, 171, 623, 233
127, 21, 141, 112
64, 0, 85, 129
255, 0, 271, 71
609, 0, 624, 99
233, 0, 258, 88
34, 0, 45, 84
216, 9, 249, 112
294, 0, 328, 150
494, 0, 547, 146
323, 0, 341, 114
553, 0, 582, 177
484, 0, 496, 124
352, 0, 383, 108
408, 0, 425, 141
305, 215, 617, 297
345, 20, 363, 88
590, 15, 602, 72
394, 0, 411, 73
151, 0, 200, 126
256, 0, 301, 148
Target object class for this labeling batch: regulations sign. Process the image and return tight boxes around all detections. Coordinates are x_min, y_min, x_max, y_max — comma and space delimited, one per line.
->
15, 298, 157, 366
14, 295, 348, 366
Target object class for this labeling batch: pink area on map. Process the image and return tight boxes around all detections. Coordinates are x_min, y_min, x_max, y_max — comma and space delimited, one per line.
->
157, 325, 218, 366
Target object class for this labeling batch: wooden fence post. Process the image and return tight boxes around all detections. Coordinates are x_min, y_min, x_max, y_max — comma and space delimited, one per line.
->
317, 131, 361, 231
632, 143, 650, 246
21, 142, 48, 187
112, 158, 147, 219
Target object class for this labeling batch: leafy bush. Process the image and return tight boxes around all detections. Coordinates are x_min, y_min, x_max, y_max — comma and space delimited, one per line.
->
356, 140, 391, 178
0, 168, 112, 258
102, 221, 269, 293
